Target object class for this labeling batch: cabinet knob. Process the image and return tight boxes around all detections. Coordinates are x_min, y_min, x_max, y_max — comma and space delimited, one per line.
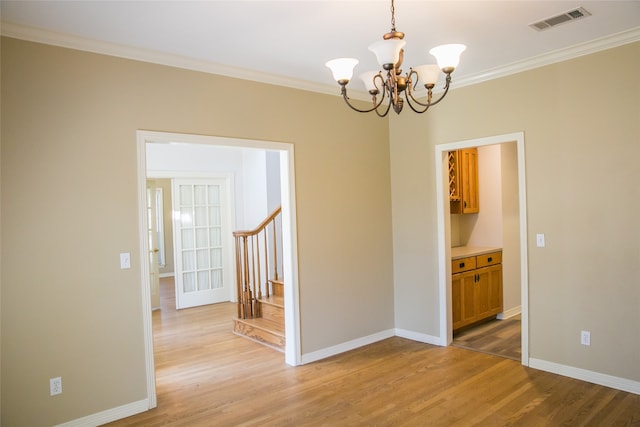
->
459, 262, 465, 268
488, 257, 492, 262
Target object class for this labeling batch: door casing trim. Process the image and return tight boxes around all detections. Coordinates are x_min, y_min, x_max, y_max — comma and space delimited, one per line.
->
136, 130, 301, 409
434, 131, 529, 366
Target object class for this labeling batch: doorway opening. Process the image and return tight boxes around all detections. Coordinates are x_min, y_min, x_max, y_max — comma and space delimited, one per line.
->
434, 132, 529, 366
136, 131, 301, 409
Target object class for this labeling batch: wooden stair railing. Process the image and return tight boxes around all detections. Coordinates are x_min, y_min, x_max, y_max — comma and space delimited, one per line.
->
233, 206, 282, 320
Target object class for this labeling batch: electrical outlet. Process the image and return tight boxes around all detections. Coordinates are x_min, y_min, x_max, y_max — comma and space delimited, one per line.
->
50, 377, 62, 396
581, 330, 591, 346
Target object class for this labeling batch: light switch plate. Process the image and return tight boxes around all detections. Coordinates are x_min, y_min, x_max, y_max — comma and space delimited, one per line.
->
536, 233, 545, 247
120, 252, 131, 269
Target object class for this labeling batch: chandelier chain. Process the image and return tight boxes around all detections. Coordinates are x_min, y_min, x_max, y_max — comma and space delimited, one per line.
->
390, 0, 396, 31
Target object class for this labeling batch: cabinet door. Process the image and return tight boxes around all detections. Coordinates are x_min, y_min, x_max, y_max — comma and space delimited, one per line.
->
452, 274, 463, 328
487, 264, 503, 313
476, 264, 503, 320
452, 271, 477, 330
460, 148, 479, 213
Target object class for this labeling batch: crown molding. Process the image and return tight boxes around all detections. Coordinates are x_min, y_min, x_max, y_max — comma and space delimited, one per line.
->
2, 21, 639, 101
453, 26, 640, 90
0, 21, 338, 96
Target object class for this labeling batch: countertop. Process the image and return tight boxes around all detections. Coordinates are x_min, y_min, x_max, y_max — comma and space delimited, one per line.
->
451, 246, 502, 260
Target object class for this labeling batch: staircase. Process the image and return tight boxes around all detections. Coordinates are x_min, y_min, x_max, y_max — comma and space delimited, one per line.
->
233, 279, 284, 351
232, 207, 285, 352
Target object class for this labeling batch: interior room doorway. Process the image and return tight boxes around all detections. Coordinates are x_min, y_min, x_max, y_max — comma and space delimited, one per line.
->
434, 132, 529, 366
136, 130, 301, 409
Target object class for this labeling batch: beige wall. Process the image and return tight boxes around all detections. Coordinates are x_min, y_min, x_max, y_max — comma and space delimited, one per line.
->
500, 142, 521, 313
2, 34, 638, 427
391, 42, 639, 381
0, 37, 394, 425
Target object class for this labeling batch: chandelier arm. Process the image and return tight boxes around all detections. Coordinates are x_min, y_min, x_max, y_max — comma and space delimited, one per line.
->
423, 74, 452, 107
408, 70, 424, 93
404, 79, 432, 113
404, 91, 431, 114
374, 98, 393, 117
340, 85, 386, 114
406, 73, 452, 108
403, 72, 429, 113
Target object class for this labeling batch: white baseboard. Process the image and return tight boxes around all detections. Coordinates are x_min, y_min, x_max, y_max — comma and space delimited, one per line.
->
158, 272, 175, 278
529, 358, 640, 395
497, 305, 522, 320
395, 328, 444, 346
56, 398, 150, 427
300, 329, 395, 364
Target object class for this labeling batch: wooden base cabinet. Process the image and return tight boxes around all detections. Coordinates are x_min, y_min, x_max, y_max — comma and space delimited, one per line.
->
452, 251, 503, 331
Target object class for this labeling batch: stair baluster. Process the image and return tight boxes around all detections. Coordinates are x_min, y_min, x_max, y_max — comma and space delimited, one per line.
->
233, 206, 282, 320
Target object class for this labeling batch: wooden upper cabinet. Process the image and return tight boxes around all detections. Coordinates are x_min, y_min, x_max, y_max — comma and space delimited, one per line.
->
448, 148, 479, 214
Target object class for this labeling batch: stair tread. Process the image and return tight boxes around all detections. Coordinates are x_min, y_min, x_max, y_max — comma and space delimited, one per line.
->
260, 295, 284, 307
234, 316, 284, 336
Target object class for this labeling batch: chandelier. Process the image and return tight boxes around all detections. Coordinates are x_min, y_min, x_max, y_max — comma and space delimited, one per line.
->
325, 0, 466, 116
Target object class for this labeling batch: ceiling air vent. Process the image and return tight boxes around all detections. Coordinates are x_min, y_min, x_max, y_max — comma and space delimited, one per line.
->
529, 7, 592, 31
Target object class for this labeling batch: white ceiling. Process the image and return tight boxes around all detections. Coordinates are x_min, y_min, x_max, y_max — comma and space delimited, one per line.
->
2, 1, 639, 97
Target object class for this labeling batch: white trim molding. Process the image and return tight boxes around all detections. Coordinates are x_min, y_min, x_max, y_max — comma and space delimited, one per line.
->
529, 358, 640, 396
453, 27, 640, 91
300, 329, 444, 365
395, 329, 444, 346
300, 330, 395, 365
136, 134, 158, 409
56, 399, 149, 427
0, 21, 338, 97
497, 305, 522, 320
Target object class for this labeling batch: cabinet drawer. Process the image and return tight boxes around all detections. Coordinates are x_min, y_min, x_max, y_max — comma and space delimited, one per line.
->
476, 251, 502, 267
452, 256, 476, 274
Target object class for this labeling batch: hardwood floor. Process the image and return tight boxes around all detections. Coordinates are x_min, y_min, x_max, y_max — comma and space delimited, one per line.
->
104, 278, 640, 426
453, 315, 522, 361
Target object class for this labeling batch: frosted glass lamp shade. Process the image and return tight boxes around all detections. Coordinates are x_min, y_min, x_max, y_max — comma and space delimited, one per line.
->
359, 71, 380, 92
412, 64, 440, 86
429, 44, 466, 70
325, 58, 359, 82
368, 38, 406, 67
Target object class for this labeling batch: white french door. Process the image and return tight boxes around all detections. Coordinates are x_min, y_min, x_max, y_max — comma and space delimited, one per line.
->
172, 178, 232, 309
146, 181, 161, 310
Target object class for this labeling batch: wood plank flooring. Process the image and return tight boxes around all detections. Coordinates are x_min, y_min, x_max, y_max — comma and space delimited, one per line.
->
104, 278, 640, 426
453, 315, 521, 361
